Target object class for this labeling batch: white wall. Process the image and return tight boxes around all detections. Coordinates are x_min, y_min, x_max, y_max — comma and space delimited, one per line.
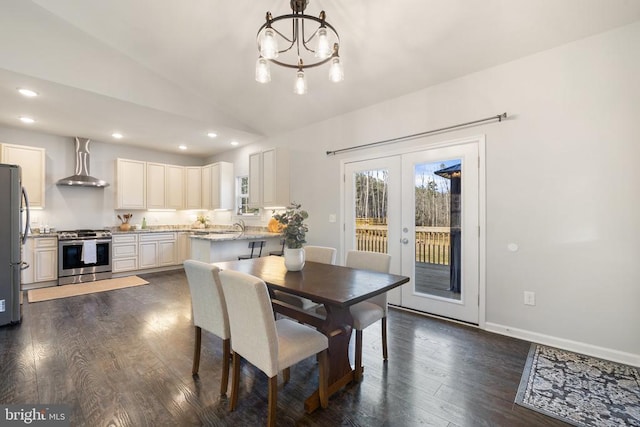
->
0, 126, 203, 230
212, 22, 640, 364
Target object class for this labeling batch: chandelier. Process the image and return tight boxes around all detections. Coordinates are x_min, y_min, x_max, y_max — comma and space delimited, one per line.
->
255, 0, 344, 94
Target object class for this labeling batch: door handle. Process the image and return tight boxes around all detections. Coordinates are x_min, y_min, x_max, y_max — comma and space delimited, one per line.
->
401, 238, 409, 244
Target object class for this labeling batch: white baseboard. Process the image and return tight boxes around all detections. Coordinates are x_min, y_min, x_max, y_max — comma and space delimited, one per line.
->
485, 322, 640, 368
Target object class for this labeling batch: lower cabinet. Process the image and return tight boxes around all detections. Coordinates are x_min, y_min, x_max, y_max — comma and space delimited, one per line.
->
113, 234, 139, 273
177, 232, 191, 263
113, 232, 187, 274
22, 237, 58, 284
138, 233, 177, 269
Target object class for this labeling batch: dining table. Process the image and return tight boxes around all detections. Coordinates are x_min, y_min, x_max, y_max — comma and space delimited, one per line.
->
213, 255, 410, 412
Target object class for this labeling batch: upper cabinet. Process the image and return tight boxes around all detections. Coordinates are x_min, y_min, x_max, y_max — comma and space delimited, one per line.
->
249, 148, 290, 208
115, 159, 233, 211
203, 162, 234, 210
146, 163, 184, 210
1, 143, 46, 208
166, 165, 184, 210
116, 158, 146, 209
185, 167, 202, 209
201, 164, 212, 209
248, 152, 262, 208
146, 162, 166, 209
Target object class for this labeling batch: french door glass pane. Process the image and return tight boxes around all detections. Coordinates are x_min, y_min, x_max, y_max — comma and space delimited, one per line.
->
414, 159, 462, 300
354, 170, 389, 254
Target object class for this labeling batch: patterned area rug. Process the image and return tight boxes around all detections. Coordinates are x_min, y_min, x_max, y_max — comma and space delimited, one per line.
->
515, 344, 640, 426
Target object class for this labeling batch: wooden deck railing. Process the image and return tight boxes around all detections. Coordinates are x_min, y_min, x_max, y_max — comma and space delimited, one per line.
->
355, 225, 450, 265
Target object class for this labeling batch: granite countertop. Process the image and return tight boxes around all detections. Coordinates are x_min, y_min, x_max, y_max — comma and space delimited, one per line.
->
27, 226, 280, 241
111, 226, 239, 234
189, 231, 282, 242
25, 233, 58, 239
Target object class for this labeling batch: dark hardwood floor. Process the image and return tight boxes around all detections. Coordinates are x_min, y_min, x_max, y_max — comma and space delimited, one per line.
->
1, 270, 568, 426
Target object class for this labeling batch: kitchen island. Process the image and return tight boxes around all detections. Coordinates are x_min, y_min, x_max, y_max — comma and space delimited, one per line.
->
190, 231, 282, 263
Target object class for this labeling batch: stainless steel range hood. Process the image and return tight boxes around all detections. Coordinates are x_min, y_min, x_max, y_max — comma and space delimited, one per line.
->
56, 137, 109, 187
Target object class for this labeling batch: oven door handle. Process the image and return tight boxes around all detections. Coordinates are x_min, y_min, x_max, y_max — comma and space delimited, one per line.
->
61, 239, 113, 245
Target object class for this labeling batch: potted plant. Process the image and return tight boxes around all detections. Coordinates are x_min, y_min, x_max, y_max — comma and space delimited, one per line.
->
273, 202, 309, 271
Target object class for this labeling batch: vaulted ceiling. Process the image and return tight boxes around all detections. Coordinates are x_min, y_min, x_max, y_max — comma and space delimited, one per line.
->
2, 0, 640, 156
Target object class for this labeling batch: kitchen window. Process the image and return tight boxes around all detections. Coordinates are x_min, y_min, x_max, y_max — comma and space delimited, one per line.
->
236, 176, 259, 216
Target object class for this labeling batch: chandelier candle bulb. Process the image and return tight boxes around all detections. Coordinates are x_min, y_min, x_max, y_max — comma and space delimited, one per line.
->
259, 27, 279, 59
329, 56, 344, 83
255, 57, 271, 83
315, 28, 331, 58
294, 69, 307, 95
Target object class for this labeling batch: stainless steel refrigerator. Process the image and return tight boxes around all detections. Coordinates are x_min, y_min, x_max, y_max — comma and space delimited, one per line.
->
0, 163, 30, 326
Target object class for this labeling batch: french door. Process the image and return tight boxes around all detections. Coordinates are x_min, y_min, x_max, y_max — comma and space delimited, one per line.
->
343, 139, 482, 324
344, 157, 402, 304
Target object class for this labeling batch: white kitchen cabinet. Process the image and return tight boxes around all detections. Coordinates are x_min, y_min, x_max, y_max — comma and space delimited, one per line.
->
248, 152, 261, 208
185, 167, 202, 209
147, 163, 184, 210
248, 148, 290, 208
158, 240, 177, 266
1, 143, 46, 208
201, 164, 212, 209
202, 161, 234, 210
146, 162, 166, 209
116, 158, 146, 209
112, 234, 138, 273
138, 241, 158, 270
139, 232, 176, 269
35, 239, 57, 282
166, 165, 184, 209
177, 232, 191, 263
22, 237, 57, 283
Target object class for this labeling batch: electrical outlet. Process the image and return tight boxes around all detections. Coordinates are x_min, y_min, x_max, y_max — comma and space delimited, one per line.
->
0, 299, 5, 312
524, 291, 536, 306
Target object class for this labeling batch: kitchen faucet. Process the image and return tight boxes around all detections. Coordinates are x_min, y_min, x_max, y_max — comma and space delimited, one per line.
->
233, 219, 246, 233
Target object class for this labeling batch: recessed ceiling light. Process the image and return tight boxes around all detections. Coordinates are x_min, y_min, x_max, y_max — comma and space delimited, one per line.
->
18, 88, 38, 97
178, 144, 187, 150
207, 132, 217, 138
19, 116, 35, 124
230, 141, 239, 146
112, 132, 123, 139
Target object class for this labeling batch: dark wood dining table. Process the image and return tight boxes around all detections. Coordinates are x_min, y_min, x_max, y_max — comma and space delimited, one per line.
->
213, 255, 410, 412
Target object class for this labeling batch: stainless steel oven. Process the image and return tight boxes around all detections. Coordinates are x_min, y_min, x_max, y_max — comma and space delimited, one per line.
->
57, 230, 112, 285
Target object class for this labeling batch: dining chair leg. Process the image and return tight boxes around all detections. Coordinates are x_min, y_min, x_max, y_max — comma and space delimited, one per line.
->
283, 367, 290, 384
382, 317, 388, 361
355, 329, 364, 381
192, 326, 202, 375
229, 352, 241, 411
267, 375, 278, 427
220, 338, 231, 396
318, 349, 329, 409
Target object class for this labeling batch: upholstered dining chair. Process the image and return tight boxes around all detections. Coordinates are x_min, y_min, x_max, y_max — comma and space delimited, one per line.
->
273, 245, 337, 310
183, 260, 231, 396
219, 269, 329, 427
344, 250, 392, 381
305, 245, 338, 265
